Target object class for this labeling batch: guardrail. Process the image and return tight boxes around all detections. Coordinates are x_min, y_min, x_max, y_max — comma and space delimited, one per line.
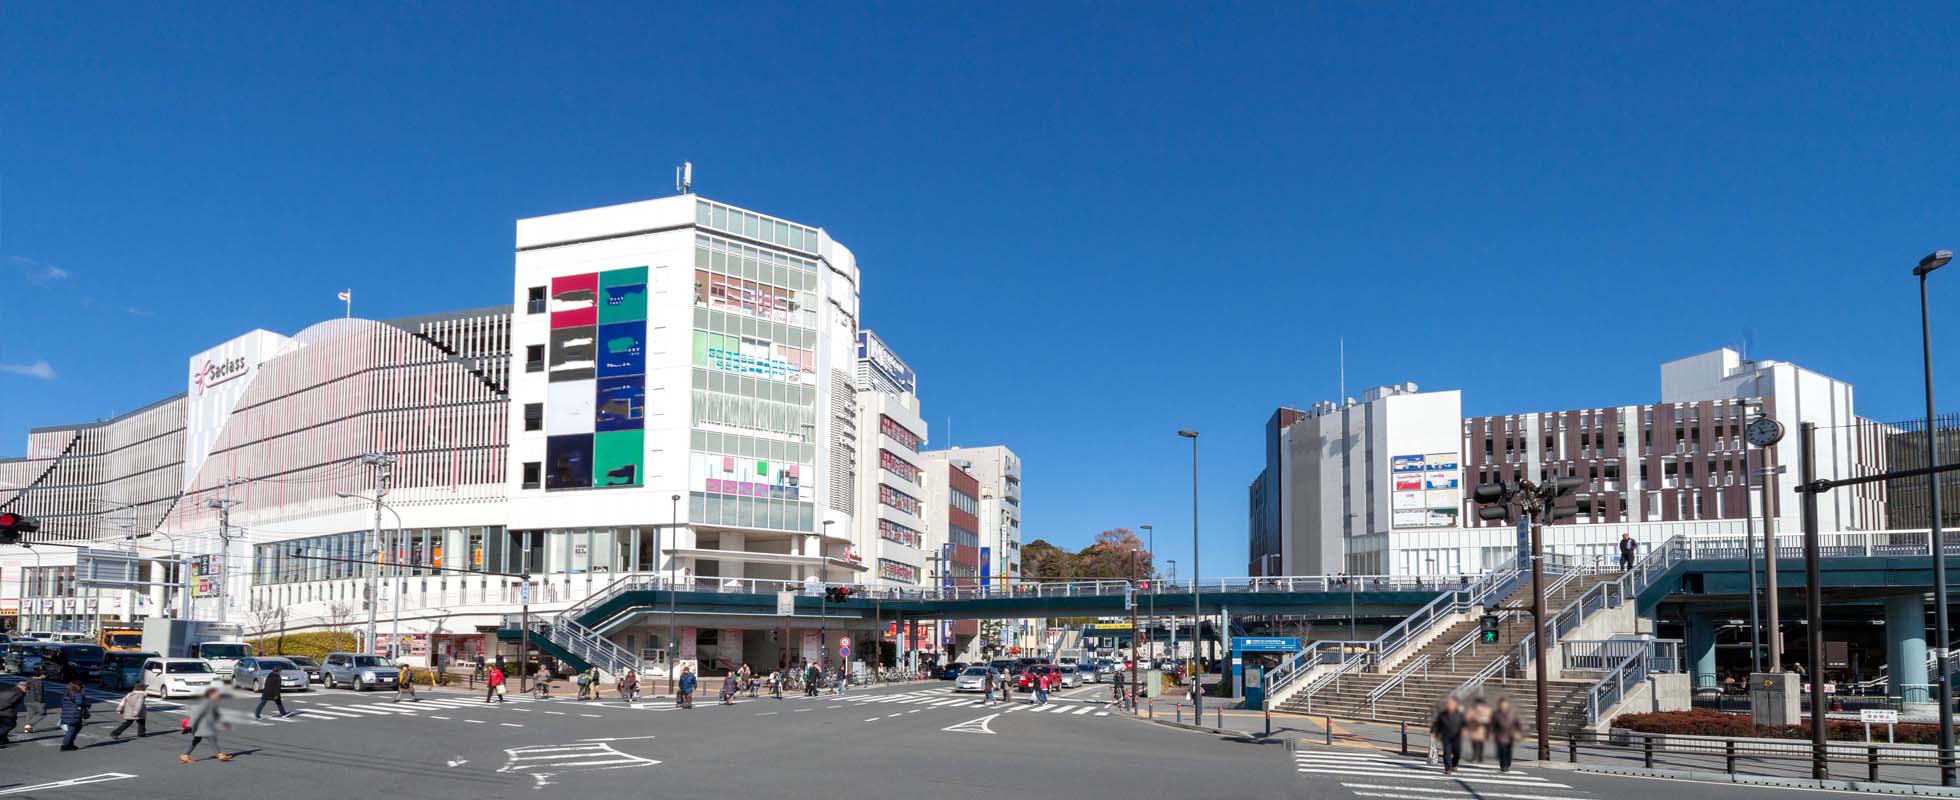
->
1298, 649, 1374, 713
1565, 729, 1952, 783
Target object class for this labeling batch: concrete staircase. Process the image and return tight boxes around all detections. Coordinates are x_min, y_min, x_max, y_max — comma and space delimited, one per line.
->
1277, 572, 1622, 735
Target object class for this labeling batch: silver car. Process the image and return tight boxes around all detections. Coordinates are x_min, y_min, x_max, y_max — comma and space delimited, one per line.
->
1058, 665, 1084, 689
321, 652, 401, 691
233, 656, 310, 693
953, 666, 995, 693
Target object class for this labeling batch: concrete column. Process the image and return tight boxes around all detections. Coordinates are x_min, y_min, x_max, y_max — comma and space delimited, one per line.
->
1686, 610, 1718, 690
1887, 593, 1932, 707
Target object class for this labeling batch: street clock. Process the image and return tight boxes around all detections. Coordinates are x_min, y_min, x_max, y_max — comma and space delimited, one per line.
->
1745, 416, 1786, 447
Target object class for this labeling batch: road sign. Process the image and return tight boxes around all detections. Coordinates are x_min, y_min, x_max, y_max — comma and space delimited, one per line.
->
1516, 515, 1531, 564
519, 582, 531, 606
1861, 709, 1899, 724
777, 591, 796, 616
75, 548, 140, 588
840, 636, 852, 660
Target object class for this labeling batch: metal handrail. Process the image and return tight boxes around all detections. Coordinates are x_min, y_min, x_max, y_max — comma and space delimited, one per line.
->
1453, 654, 1511, 700
1585, 645, 1649, 727
1368, 654, 1432, 717
1298, 649, 1372, 712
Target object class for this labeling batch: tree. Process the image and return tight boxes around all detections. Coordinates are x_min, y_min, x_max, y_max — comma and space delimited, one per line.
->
248, 604, 288, 654
1073, 528, 1152, 580
1021, 539, 1076, 580
325, 601, 357, 632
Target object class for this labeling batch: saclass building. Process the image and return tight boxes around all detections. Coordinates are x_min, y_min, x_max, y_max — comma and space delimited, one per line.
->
0, 192, 921, 676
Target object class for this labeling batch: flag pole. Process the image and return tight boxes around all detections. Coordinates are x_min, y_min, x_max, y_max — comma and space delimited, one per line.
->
344, 289, 352, 318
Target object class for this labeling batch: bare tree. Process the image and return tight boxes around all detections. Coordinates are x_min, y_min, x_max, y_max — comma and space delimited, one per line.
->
325, 602, 357, 632
248, 604, 288, 654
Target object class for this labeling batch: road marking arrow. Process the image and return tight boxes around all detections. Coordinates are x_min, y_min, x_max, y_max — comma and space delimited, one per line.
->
941, 713, 1000, 734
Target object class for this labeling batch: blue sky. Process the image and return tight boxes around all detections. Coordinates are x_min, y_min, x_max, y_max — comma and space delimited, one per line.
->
4, 2, 1958, 577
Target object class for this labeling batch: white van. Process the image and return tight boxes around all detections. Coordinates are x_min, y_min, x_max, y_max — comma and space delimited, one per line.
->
141, 657, 220, 699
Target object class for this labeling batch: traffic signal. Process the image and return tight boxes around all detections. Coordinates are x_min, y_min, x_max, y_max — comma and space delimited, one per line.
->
0, 512, 39, 544
824, 586, 854, 603
1479, 612, 1501, 644
1542, 476, 1586, 522
1472, 482, 1514, 522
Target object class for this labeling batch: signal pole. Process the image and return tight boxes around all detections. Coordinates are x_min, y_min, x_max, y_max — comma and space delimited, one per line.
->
204, 476, 240, 625
1472, 475, 1583, 762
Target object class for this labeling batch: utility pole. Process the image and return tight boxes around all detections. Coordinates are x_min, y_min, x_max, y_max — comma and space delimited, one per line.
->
666, 494, 679, 697
1129, 548, 1140, 712
358, 453, 394, 655
204, 476, 240, 626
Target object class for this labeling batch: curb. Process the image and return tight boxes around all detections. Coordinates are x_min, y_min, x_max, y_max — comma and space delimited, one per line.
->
1122, 712, 1297, 750
1575, 764, 1960, 796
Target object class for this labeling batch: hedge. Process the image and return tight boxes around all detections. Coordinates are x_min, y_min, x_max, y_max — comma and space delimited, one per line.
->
247, 631, 358, 662
1615, 709, 1941, 745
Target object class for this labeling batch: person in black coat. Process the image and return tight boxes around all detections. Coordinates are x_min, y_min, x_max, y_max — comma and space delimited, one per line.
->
0, 680, 24, 748
1431, 696, 1466, 774
255, 666, 288, 719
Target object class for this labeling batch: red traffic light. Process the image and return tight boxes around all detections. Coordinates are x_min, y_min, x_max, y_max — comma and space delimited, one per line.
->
0, 512, 38, 531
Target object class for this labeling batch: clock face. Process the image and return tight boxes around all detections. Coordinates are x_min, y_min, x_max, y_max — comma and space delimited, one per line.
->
1745, 417, 1784, 447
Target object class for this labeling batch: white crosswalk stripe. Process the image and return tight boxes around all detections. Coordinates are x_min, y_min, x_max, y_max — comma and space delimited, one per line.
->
1291, 749, 1593, 799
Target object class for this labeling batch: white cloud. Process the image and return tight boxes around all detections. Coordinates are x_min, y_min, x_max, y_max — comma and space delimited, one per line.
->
0, 360, 56, 380
5, 255, 71, 284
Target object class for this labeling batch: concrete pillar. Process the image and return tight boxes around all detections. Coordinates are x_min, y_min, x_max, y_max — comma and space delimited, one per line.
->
1686, 611, 1718, 690
1887, 593, 1932, 707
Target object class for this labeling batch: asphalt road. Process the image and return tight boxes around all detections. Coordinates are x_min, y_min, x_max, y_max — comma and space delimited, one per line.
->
0, 677, 1296, 799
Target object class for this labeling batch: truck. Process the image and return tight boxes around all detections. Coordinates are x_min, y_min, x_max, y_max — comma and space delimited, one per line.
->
99, 624, 146, 651
141, 619, 253, 681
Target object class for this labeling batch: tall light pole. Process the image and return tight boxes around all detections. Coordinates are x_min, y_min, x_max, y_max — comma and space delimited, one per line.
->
1140, 524, 1154, 657
1166, 560, 1177, 659
818, 519, 834, 669
1915, 247, 1956, 786
336, 488, 400, 656
1177, 428, 1201, 721
667, 493, 680, 696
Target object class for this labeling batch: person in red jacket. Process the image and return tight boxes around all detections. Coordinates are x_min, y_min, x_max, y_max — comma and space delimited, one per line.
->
484, 665, 506, 703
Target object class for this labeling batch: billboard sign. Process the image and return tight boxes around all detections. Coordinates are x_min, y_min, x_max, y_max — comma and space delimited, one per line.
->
1391, 452, 1464, 529
184, 329, 291, 488
855, 330, 917, 395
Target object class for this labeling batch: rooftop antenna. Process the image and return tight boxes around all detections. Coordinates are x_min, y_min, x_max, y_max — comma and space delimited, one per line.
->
675, 161, 693, 195
1338, 336, 1345, 404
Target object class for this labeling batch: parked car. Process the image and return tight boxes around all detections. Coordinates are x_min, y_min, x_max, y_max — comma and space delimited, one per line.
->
1057, 664, 1084, 688
45, 643, 108, 682
321, 652, 401, 691
99, 650, 160, 691
987, 659, 1017, 674
1016, 664, 1060, 692
937, 661, 968, 680
953, 666, 995, 693
233, 656, 311, 693
141, 658, 219, 699
285, 655, 324, 683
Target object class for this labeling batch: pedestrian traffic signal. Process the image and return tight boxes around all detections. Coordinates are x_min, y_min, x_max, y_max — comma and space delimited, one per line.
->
1479, 612, 1501, 644
0, 512, 38, 544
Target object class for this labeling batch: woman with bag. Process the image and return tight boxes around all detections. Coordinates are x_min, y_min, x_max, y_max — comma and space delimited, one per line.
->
180, 687, 231, 764
485, 665, 505, 704
111, 683, 148, 739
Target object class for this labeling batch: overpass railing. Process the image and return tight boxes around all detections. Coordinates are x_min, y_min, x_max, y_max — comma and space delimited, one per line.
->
519, 571, 1475, 608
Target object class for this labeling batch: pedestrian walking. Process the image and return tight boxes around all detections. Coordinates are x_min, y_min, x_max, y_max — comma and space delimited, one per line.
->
0, 679, 23, 748
1465, 698, 1490, 763
1492, 697, 1522, 773
394, 658, 418, 703
982, 669, 996, 705
804, 663, 821, 697
771, 669, 784, 700
255, 666, 289, 718
112, 684, 149, 738
720, 672, 738, 705
485, 664, 506, 703
180, 687, 232, 764
21, 672, 46, 733
739, 664, 754, 698
1618, 532, 1638, 571
835, 664, 848, 696
58, 678, 90, 751
1033, 672, 1049, 705
677, 666, 696, 709
471, 660, 485, 690
1431, 696, 1466, 774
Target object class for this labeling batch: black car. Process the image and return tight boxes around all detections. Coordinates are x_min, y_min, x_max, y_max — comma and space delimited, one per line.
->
937, 661, 968, 680
285, 655, 324, 683
46, 643, 108, 682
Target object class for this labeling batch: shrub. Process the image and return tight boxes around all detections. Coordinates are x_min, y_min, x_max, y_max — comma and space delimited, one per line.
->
1615, 709, 1941, 745
248, 631, 357, 662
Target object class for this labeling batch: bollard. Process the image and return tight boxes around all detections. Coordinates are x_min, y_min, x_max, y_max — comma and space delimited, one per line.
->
1868, 745, 1880, 783
1326, 715, 1334, 746
1265, 708, 1272, 738
1643, 735, 1654, 769
1176, 703, 1183, 724
1148, 700, 1154, 720
1401, 722, 1409, 756
1569, 737, 1579, 764
1217, 708, 1223, 729
1726, 740, 1736, 775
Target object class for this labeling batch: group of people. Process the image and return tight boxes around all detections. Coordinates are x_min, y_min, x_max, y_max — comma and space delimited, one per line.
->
0, 673, 235, 764
1429, 696, 1522, 773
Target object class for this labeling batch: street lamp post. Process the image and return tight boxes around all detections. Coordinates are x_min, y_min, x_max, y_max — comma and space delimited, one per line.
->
1915, 248, 1956, 786
818, 519, 834, 669
1177, 428, 1201, 721
1141, 524, 1154, 658
667, 494, 680, 697
1166, 560, 1177, 659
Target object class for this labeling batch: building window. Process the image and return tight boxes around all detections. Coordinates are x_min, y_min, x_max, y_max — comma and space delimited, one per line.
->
522, 462, 542, 489
524, 403, 543, 431
878, 485, 922, 516
526, 345, 544, 373
527, 286, 546, 314
878, 415, 922, 452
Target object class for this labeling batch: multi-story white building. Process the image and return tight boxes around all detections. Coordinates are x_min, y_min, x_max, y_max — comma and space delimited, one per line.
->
1, 191, 890, 677
850, 330, 928, 590
1249, 348, 1885, 578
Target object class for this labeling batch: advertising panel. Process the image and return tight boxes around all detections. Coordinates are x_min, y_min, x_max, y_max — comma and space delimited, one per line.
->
549, 273, 598, 328
1391, 452, 1464, 529
592, 430, 644, 487
546, 380, 595, 435
546, 435, 594, 490
595, 323, 646, 377
183, 329, 291, 488
855, 330, 917, 395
